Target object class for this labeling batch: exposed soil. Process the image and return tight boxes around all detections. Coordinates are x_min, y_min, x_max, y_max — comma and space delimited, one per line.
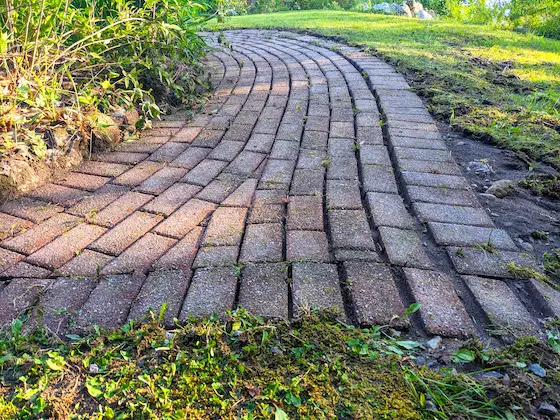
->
443, 124, 560, 274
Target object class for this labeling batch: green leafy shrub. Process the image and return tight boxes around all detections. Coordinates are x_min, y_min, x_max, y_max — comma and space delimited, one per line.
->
0, 0, 210, 166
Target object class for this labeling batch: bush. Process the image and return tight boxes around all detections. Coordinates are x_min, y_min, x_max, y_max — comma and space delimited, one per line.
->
0, 0, 209, 165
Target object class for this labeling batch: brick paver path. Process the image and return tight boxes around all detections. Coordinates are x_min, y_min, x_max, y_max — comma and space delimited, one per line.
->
0, 30, 556, 339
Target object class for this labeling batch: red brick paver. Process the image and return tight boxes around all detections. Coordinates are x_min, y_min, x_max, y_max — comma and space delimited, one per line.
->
0, 30, 541, 340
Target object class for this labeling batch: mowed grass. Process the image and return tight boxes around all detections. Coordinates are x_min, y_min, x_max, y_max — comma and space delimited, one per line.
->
208, 11, 560, 169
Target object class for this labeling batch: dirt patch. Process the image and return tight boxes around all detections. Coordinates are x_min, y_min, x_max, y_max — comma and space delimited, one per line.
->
443, 123, 560, 275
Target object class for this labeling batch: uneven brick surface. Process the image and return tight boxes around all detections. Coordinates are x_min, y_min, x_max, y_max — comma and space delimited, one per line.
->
128, 270, 191, 325
180, 267, 237, 319
0, 30, 538, 338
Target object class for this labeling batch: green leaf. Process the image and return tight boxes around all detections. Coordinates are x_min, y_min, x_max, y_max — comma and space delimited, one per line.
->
395, 340, 423, 350
46, 358, 65, 371
404, 303, 422, 317
275, 407, 288, 420
86, 377, 104, 398
453, 349, 475, 363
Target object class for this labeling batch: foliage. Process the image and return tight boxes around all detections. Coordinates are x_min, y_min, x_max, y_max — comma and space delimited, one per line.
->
212, 11, 560, 170
0, 309, 558, 418
0, 0, 210, 166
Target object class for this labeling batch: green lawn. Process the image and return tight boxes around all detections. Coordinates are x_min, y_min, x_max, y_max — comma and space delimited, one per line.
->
208, 11, 560, 170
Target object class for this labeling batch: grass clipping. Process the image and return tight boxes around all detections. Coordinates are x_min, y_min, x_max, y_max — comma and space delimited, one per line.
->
0, 309, 559, 419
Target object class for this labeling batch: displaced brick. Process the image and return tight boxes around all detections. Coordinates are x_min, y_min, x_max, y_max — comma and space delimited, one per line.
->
287, 231, 331, 262
90, 191, 153, 227
222, 179, 258, 207
429, 223, 517, 250
203, 207, 247, 247
128, 270, 192, 325
58, 249, 113, 277
362, 165, 399, 194
328, 210, 376, 251
464, 275, 539, 336
113, 161, 163, 187
366, 193, 415, 229
172, 146, 210, 169
136, 167, 188, 195
154, 227, 203, 271
240, 223, 283, 263
287, 195, 323, 231
75, 274, 144, 330
447, 247, 538, 279
67, 184, 129, 218
149, 142, 188, 163
0, 278, 52, 326
101, 233, 176, 275
183, 159, 228, 186
378, 227, 433, 269
142, 183, 201, 216
33, 277, 97, 336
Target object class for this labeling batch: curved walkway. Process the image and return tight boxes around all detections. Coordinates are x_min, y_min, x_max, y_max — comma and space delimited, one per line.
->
0, 30, 556, 339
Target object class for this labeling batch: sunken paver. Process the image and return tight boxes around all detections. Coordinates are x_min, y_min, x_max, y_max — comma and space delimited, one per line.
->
152, 199, 217, 239
0, 30, 540, 336
128, 270, 191, 325
287, 196, 323, 231
240, 223, 283, 263
32, 277, 97, 336
287, 231, 331, 262
74, 274, 144, 331
378, 227, 433, 269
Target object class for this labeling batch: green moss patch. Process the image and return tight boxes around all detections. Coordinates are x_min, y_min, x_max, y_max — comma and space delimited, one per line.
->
1, 310, 559, 418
